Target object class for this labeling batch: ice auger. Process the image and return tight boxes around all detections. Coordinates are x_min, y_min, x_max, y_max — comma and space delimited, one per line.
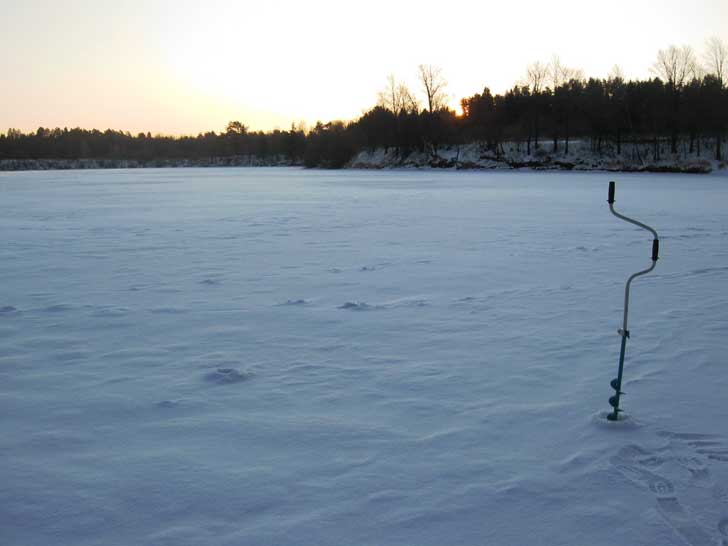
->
606, 181, 660, 421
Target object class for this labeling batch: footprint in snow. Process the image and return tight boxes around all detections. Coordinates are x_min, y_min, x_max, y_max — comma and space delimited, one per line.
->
719, 518, 728, 541
279, 299, 307, 306
156, 400, 181, 408
339, 302, 375, 311
676, 456, 711, 484
715, 485, 728, 504
611, 432, 728, 546
659, 431, 728, 465
611, 446, 712, 546
203, 368, 253, 385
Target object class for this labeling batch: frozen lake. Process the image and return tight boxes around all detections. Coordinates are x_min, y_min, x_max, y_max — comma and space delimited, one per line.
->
1, 167, 728, 546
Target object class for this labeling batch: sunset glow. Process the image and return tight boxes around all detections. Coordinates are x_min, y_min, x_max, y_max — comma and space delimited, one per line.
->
2, 0, 727, 134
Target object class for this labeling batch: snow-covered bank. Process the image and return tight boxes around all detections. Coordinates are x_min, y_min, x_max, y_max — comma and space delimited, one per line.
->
3, 140, 727, 174
350, 141, 728, 174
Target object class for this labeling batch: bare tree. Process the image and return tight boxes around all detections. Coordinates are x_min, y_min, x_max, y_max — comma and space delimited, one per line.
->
651, 45, 698, 88
377, 75, 401, 114
377, 74, 420, 115
417, 64, 448, 113
608, 64, 625, 81
520, 61, 551, 152
703, 36, 728, 86
545, 56, 584, 153
652, 45, 700, 154
400, 85, 420, 114
526, 61, 550, 93
550, 55, 585, 89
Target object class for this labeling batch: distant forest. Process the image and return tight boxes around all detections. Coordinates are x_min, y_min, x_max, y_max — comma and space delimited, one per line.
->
2, 40, 727, 168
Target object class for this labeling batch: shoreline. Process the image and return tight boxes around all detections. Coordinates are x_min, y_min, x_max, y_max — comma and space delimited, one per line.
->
1, 143, 726, 175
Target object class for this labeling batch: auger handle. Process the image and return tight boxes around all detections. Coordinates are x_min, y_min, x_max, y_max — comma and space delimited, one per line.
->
608, 181, 659, 248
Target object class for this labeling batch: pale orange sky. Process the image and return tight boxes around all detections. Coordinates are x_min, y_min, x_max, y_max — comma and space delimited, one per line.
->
2, 0, 727, 135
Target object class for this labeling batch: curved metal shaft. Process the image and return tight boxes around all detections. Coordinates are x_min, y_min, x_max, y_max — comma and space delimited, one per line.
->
619, 243, 657, 333
609, 202, 659, 242
608, 202, 659, 334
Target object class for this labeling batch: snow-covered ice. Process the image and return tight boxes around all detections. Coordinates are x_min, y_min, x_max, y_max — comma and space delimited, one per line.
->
1, 167, 727, 546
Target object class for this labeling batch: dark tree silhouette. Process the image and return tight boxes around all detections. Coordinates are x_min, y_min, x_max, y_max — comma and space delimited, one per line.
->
2, 40, 727, 169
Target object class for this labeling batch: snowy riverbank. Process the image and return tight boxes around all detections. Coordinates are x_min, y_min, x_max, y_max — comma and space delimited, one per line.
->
2, 140, 727, 174
350, 141, 728, 174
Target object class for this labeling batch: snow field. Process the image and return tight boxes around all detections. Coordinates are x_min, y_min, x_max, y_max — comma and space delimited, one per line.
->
1, 168, 727, 546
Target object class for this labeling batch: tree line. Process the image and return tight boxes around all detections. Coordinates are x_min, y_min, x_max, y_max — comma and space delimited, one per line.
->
2, 39, 727, 168
0, 124, 308, 165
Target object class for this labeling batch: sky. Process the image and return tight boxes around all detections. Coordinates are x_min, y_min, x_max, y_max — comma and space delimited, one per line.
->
2, 0, 727, 135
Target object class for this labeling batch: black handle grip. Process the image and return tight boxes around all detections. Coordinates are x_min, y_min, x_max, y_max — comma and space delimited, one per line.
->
652, 239, 659, 261
608, 181, 615, 204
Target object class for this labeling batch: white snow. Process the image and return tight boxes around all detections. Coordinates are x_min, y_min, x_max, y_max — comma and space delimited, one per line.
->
1, 167, 727, 546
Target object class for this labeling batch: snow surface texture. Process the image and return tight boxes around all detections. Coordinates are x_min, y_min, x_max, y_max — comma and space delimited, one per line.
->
1, 168, 727, 546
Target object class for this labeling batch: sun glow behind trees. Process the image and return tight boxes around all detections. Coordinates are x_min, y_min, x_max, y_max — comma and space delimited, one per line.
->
1, 0, 728, 134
